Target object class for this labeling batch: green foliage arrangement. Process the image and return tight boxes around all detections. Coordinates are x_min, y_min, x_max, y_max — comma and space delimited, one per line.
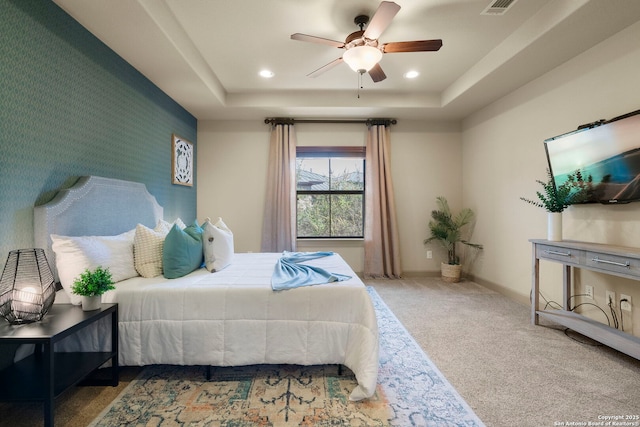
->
424, 196, 483, 265
520, 169, 592, 213
71, 266, 115, 297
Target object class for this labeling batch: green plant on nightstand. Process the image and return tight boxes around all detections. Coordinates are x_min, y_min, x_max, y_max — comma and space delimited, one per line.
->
71, 266, 115, 311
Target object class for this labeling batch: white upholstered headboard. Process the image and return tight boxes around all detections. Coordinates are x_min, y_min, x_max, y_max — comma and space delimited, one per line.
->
34, 176, 163, 281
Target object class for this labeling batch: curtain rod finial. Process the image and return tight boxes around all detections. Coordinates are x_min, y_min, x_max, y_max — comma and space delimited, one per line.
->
265, 118, 295, 126
366, 118, 397, 127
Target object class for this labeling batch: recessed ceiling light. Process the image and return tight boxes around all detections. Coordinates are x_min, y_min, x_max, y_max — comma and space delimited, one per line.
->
404, 70, 420, 79
259, 69, 274, 78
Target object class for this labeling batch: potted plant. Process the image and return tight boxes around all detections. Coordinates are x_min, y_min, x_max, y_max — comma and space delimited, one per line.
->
71, 266, 115, 311
424, 196, 483, 282
520, 169, 591, 240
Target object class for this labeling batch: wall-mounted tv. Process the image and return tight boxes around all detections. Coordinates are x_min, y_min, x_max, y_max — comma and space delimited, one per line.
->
544, 109, 640, 204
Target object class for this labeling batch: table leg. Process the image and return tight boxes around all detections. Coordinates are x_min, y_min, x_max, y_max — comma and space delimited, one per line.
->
43, 341, 54, 427
111, 306, 119, 386
562, 265, 572, 310
531, 246, 540, 325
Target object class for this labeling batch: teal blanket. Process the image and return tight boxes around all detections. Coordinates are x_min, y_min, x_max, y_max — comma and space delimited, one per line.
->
271, 251, 352, 291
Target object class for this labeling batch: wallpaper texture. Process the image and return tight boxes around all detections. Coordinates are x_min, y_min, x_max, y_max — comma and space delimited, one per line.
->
0, 0, 197, 279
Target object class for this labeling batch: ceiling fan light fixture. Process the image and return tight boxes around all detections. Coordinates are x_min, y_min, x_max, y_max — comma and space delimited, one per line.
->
343, 45, 383, 73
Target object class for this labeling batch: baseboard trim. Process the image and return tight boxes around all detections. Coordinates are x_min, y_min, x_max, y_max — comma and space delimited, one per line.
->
469, 275, 529, 306
361, 270, 528, 307
357, 270, 441, 279
401, 270, 441, 278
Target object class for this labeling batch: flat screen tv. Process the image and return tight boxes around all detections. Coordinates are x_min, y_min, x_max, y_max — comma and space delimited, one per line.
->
544, 109, 640, 204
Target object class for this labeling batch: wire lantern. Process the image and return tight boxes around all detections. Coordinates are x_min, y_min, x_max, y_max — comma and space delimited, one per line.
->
0, 248, 56, 324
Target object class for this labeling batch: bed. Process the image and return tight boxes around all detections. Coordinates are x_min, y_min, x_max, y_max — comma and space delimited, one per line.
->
33, 176, 379, 401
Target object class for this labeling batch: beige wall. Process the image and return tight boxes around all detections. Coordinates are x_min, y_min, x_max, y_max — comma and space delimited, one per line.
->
197, 20, 640, 338
197, 120, 269, 254
197, 120, 461, 274
462, 21, 640, 336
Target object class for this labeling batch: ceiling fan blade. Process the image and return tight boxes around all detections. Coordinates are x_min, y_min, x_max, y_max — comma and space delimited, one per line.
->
307, 57, 344, 78
363, 1, 401, 40
368, 63, 387, 82
291, 33, 345, 48
382, 39, 443, 53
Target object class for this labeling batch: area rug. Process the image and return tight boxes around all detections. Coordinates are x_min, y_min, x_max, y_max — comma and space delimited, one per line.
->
89, 287, 484, 426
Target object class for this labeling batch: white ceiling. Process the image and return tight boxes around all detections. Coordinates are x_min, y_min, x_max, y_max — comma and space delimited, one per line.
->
54, 0, 640, 122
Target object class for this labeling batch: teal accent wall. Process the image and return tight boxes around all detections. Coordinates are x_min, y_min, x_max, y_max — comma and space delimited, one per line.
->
0, 0, 197, 272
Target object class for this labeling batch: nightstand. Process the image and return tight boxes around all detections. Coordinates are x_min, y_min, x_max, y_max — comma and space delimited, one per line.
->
0, 303, 118, 427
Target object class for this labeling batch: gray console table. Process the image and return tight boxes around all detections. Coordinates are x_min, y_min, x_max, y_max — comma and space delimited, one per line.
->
530, 239, 640, 360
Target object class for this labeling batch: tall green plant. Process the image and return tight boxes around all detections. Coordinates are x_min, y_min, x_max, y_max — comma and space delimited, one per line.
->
424, 197, 483, 265
520, 169, 592, 212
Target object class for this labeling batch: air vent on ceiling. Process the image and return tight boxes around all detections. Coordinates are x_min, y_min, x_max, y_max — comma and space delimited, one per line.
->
481, 0, 519, 15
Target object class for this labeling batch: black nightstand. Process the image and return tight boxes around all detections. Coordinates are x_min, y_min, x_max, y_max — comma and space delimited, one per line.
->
0, 303, 118, 427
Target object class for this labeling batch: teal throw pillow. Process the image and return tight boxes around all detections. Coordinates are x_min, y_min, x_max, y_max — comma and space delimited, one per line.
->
162, 222, 204, 279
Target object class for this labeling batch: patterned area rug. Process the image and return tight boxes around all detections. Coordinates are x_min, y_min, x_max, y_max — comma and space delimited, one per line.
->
89, 287, 484, 426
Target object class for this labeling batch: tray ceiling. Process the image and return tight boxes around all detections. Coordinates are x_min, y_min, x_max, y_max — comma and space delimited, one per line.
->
54, 0, 640, 121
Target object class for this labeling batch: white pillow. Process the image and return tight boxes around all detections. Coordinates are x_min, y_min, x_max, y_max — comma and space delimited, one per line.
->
133, 219, 186, 278
202, 217, 234, 272
51, 229, 137, 305
157, 218, 186, 233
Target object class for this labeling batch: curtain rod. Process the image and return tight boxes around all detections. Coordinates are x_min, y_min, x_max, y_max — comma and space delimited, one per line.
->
264, 118, 397, 126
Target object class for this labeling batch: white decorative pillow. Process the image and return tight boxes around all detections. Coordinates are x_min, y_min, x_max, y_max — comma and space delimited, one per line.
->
202, 217, 234, 272
157, 218, 186, 233
51, 229, 137, 305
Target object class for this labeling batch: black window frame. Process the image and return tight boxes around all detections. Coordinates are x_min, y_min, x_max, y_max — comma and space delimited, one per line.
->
295, 146, 366, 239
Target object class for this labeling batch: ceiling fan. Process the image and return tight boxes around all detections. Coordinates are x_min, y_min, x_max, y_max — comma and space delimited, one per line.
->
291, 1, 443, 83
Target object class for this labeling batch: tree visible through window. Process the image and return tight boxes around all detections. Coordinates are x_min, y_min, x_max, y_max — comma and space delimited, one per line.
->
296, 147, 365, 238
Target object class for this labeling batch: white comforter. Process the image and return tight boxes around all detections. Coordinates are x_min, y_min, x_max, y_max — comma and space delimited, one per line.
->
57, 253, 379, 401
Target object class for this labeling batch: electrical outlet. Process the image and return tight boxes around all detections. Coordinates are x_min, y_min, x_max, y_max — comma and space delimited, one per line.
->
606, 291, 616, 306
621, 294, 632, 312
585, 285, 594, 299
426, 251, 432, 259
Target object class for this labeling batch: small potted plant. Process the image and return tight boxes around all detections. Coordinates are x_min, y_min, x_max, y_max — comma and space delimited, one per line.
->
424, 196, 483, 282
520, 169, 592, 240
71, 266, 115, 311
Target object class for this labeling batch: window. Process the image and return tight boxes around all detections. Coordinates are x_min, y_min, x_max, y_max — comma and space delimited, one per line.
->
296, 147, 365, 238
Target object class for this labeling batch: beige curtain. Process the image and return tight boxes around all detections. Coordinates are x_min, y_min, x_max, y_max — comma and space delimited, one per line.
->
261, 123, 297, 252
364, 124, 401, 278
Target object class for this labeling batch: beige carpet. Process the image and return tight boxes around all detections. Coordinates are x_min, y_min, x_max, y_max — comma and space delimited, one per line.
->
2, 277, 639, 426
369, 277, 640, 427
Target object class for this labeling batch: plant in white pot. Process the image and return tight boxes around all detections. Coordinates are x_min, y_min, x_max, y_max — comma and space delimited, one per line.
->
424, 196, 483, 283
71, 266, 115, 311
520, 169, 591, 241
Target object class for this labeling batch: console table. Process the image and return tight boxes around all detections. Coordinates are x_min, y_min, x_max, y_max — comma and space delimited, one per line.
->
531, 239, 640, 360
0, 303, 118, 427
